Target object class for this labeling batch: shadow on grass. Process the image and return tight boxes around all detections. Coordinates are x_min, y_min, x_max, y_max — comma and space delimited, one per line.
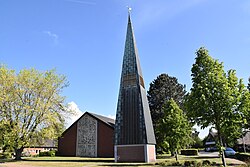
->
22, 158, 114, 163
189, 156, 220, 159
98, 163, 153, 166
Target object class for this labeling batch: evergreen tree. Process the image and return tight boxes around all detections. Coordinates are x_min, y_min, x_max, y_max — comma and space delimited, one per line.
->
147, 74, 186, 152
148, 73, 186, 126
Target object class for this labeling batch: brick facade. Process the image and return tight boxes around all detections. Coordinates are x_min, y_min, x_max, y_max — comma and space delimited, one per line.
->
58, 112, 114, 158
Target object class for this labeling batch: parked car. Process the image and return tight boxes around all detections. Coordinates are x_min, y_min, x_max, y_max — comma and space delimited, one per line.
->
224, 147, 236, 157
205, 146, 218, 152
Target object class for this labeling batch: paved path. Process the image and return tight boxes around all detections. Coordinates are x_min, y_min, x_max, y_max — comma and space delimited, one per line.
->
199, 151, 246, 166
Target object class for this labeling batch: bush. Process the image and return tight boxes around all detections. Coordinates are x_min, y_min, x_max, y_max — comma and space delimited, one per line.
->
235, 153, 250, 162
156, 161, 182, 166
183, 160, 203, 167
171, 161, 182, 166
202, 160, 211, 166
39, 150, 55, 157
0, 152, 13, 159
180, 149, 198, 156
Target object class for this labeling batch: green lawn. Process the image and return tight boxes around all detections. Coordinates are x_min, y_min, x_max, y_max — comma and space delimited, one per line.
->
0, 155, 247, 167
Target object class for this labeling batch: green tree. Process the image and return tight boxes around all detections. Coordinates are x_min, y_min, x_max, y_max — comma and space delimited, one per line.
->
0, 66, 70, 160
158, 99, 192, 161
185, 47, 249, 166
147, 74, 186, 151
191, 129, 203, 148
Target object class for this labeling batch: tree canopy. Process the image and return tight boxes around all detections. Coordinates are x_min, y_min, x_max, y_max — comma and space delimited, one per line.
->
147, 73, 186, 126
0, 66, 71, 159
185, 47, 250, 166
147, 73, 186, 152
157, 99, 192, 160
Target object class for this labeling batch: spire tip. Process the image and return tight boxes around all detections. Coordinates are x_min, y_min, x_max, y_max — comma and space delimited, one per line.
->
127, 6, 132, 14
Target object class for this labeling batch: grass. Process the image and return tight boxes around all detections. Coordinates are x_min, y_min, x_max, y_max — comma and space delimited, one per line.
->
0, 157, 154, 167
0, 154, 247, 167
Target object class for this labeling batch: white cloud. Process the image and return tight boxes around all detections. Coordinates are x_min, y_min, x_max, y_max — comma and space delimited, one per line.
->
65, 0, 96, 5
43, 31, 59, 44
65, 101, 83, 128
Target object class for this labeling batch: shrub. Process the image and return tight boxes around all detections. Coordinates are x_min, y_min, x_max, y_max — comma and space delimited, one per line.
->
0, 152, 12, 159
180, 149, 198, 156
39, 150, 55, 157
235, 153, 250, 162
202, 160, 211, 166
171, 161, 182, 166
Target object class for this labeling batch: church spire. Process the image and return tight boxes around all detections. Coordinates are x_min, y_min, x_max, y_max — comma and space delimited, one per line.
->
114, 12, 156, 163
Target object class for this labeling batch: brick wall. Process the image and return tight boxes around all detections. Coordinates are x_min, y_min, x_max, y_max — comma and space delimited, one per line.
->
58, 123, 77, 156
97, 120, 114, 157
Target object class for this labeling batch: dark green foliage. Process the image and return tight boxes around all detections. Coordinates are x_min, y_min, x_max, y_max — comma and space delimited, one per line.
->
148, 74, 186, 152
191, 130, 203, 148
248, 77, 250, 91
184, 160, 200, 166
202, 160, 211, 166
180, 149, 198, 155
235, 153, 250, 162
148, 73, 186, 126
156, 161, 182, 166
39, 150, 56, 157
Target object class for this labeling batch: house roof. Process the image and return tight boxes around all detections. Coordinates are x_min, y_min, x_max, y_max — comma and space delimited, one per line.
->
237, 132, 250, 145
60, 111, 115, 137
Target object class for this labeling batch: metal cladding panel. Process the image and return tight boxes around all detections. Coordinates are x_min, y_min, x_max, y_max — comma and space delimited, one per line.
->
139, 85, 156, 144
114, 14, 156, 146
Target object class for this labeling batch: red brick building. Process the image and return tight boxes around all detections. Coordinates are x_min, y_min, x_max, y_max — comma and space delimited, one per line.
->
58, 112, 114, 157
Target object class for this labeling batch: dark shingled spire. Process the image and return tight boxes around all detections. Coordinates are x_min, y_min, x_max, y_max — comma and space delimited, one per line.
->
114, 14, 156, 146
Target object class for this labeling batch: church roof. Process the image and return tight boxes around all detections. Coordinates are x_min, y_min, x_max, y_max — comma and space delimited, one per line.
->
89, 112, 115, 128
61, 112, 115, 136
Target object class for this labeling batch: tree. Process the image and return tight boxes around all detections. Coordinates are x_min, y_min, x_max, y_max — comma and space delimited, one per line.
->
185, 47, 249, 166
0, 66, 70, 160
248, 77, 250, 91
147, 74, 186, 151
191, 129, 203, 148
148, 74, 186, 124
158, 99, 192, 160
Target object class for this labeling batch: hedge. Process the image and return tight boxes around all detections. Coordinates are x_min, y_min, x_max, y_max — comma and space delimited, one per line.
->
38, 150, 56, 157
180, 149, 198, 156
235, 153, 250, 162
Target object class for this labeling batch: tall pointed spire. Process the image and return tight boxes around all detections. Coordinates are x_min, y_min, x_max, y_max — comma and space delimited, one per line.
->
114, 13, 156, 163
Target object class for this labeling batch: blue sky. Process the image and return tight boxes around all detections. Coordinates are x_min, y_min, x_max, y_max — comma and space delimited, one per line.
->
1, 0, 250, 138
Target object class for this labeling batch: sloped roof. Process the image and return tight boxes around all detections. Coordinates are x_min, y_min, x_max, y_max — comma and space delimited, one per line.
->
237, 132, 250, 145
60, 111, 115, 137
89, 112, 115, 128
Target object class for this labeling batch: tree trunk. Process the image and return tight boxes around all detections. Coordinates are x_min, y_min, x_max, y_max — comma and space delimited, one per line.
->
217, 129, 226, 167
175, 150, 178, 161
15, 147, 24, 160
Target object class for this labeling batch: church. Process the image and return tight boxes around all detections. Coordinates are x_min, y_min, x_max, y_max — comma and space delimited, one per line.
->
57, 112, 115, 157
58, 12, 156, 161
